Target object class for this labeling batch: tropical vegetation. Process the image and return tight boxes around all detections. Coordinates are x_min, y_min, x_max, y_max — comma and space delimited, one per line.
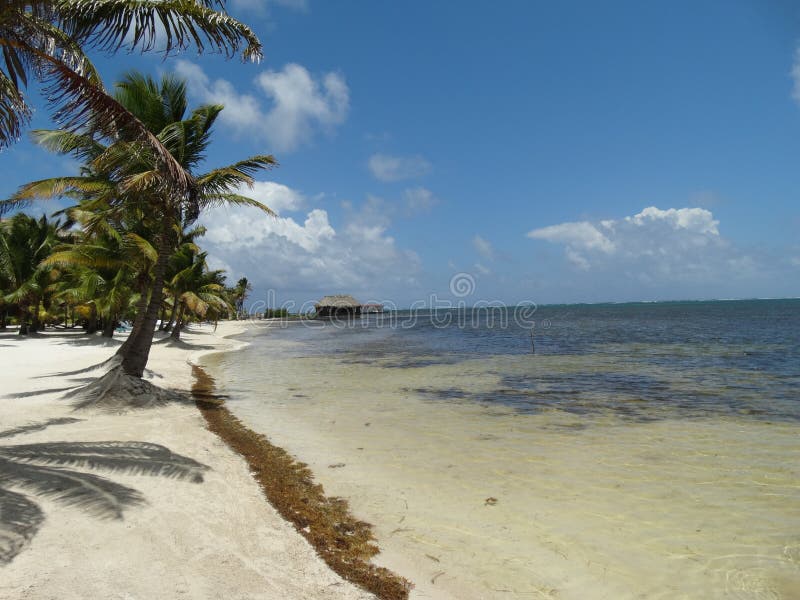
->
0, 0, 274, 404
2, 69, 274, 385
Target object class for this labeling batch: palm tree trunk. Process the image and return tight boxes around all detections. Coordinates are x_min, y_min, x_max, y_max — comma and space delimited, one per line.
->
0, 307, 6, 329
18, 306, 29, 335
158, 303, 169, 330
30, 296, 41, 333
116, 284, 151, 357
121, 231, 171, 378
164, 297, 179, 333
86, 304, 98, 334
102, 314, 116, 338
170, 303, 185, 340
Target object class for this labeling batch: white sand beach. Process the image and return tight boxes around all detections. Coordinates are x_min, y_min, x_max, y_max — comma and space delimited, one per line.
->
0, 322, 376, 600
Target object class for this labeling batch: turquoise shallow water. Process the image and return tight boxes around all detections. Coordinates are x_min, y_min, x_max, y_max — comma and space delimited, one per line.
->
204, 299, 800, 599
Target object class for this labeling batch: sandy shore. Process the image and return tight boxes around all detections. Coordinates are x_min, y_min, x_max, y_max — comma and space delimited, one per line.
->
0, 322, 376, 600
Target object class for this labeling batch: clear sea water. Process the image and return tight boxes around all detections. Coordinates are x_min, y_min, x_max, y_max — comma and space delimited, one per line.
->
203, 299, 800, 599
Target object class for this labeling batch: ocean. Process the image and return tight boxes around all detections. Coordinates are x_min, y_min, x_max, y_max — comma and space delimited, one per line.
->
202, 299, 800, 599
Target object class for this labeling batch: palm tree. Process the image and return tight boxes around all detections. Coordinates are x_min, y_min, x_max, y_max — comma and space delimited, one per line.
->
9, 71, 276, 384
0, 213, 63, 334
0, 1, 262, 158
0, 221, 12, 329
162, 222, 207, 332
167, 250, 230, 340
44, 204, 157, 337
230, 276, 252, 319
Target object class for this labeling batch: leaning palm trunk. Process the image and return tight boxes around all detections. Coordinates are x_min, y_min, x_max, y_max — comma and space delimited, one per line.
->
120, 229, 172, 377
164, 298, 179, 333
116, 286, 150, 357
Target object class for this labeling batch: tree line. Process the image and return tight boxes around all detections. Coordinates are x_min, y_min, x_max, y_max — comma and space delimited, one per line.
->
0, 2, 270, 388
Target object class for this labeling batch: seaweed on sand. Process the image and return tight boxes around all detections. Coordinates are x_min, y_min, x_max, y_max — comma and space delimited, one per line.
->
192, 365, 412, 600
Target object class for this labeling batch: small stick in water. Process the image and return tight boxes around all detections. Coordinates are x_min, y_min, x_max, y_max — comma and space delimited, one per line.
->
529, 326, 535, 354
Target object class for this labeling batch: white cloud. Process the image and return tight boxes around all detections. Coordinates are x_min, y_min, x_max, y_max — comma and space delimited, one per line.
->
624, 206, 719, 235
528, 221, 615, 253
403, 187, 438, 214
256, 65, 349, 151
174, 61, 349, 152
474, 262, 491, 275
368, 154, 431, 181
200, 186, 420, 301
527, 206, 728, 279
233, 180, 305, 215
519, 205, 800, 301
792, 46, 800, 105
472, 235, 494, 260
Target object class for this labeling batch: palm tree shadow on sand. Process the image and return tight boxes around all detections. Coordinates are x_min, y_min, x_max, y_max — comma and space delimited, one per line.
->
0, 418, 208, 565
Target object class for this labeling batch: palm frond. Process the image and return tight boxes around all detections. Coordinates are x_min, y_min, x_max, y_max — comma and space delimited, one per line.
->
122, 232, 157, 264
9, 177, 112, 201
197, 155, 277, 196
201, 193, 276, 215
0, 71, 30, 148
30, 129, 107, 162
58, 0, 264, 63
19, 41, 196, 195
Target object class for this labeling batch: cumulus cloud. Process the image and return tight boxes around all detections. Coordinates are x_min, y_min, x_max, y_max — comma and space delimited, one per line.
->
174, 61, 349, 152
235, 180, 305, 214
368, 154, 431, 181
472, 235, 494, 260
200, 186, 420, 302
527, 206, 726, 273
518, 205, 800, 300
528, 221, 615, 254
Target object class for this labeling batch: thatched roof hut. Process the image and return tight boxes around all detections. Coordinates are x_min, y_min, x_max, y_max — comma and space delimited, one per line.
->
314, 294, 362, 318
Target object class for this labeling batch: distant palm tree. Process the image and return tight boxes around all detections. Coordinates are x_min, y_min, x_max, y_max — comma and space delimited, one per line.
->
168, 250, 230, 340
0, 213, 64, 334
162, 223, 208, 332
232, 276, 252, 318
0, 418, 209, 565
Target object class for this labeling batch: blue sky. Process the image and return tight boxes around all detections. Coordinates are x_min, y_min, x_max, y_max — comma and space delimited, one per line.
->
3, 0, 800, 307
